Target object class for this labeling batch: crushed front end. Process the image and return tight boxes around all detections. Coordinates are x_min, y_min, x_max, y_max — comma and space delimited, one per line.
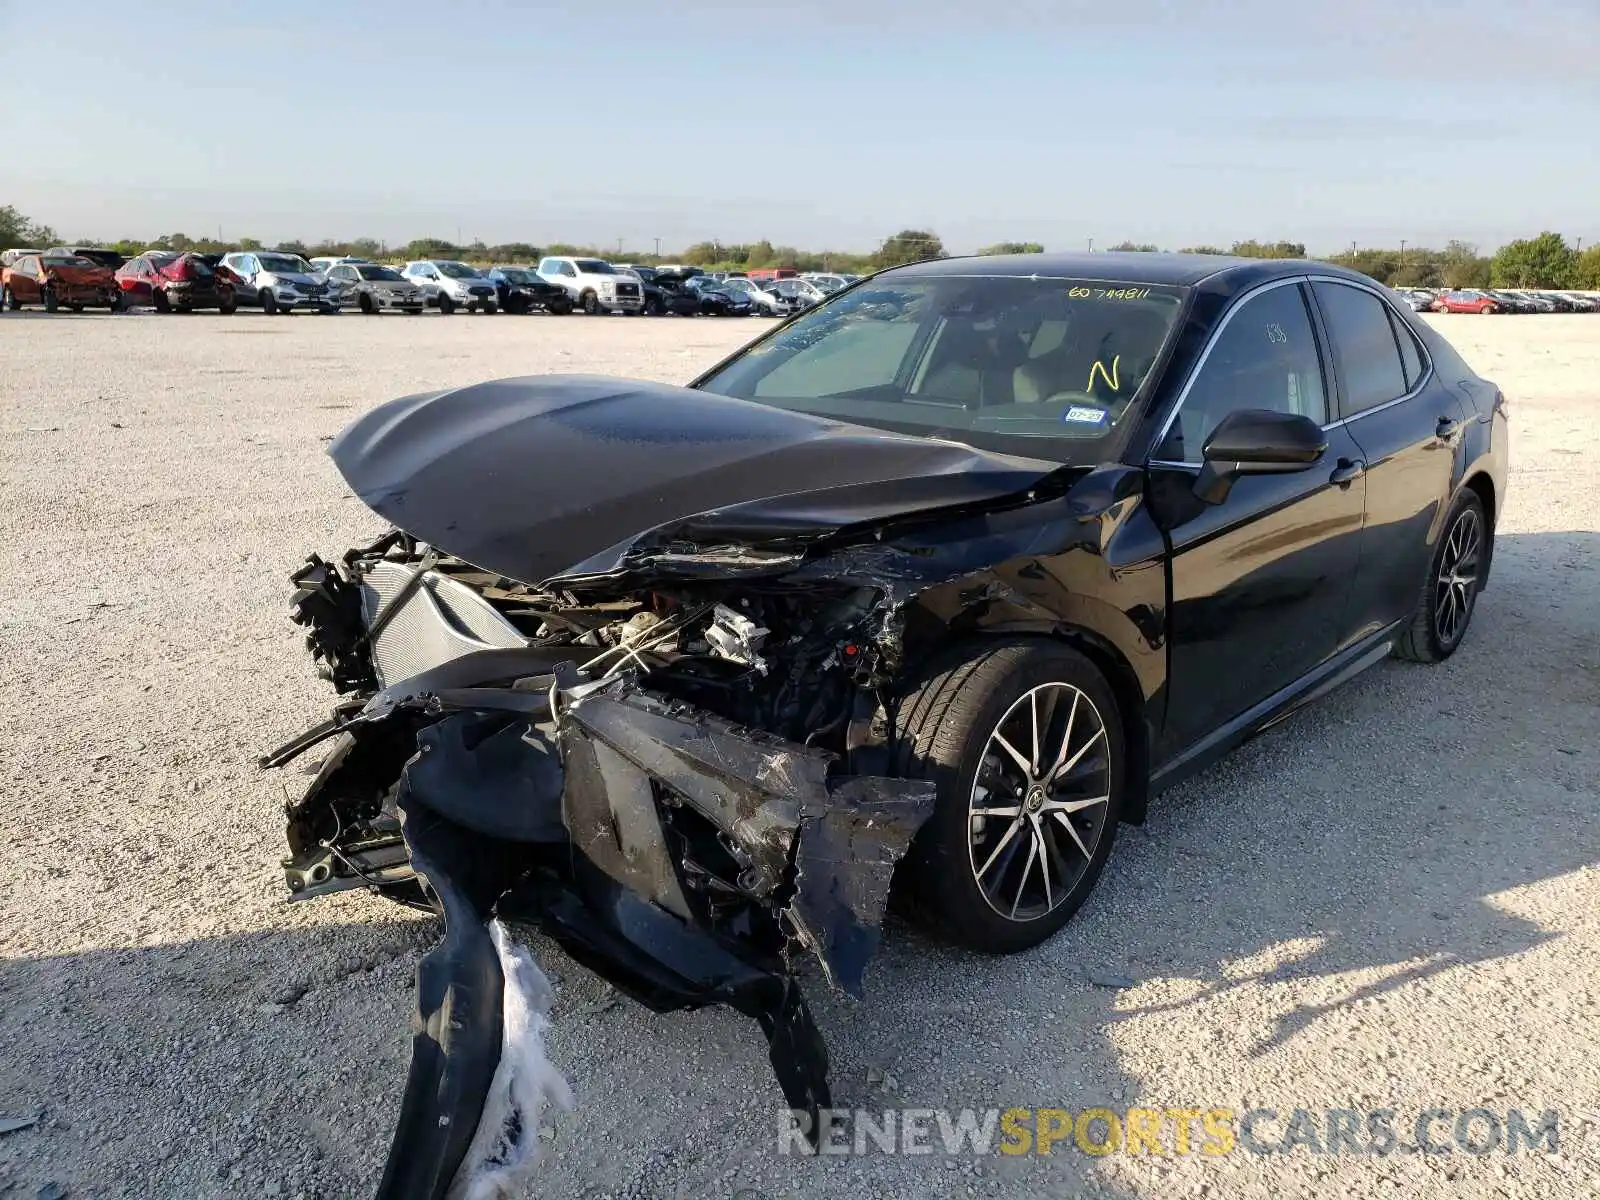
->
263, 530, 936, 1198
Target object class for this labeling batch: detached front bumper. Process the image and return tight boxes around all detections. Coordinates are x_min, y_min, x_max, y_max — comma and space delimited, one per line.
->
264, 566, 934, 1197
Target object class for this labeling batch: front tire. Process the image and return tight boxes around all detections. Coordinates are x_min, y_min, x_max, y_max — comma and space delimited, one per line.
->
481, 303, 497, 315
1393, 490, 1488, 663
438, 294, 455, 315
153, 289, 170, 314
581, 290, 601, 316
2, 286, 17, 310
260, 289, 277, 315
359, 293, 375, 315
43, 286, 59, 313
895, 640, 1124, 953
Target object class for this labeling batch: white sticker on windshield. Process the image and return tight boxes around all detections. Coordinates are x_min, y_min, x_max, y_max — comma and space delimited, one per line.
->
1063, 405, 1109, 425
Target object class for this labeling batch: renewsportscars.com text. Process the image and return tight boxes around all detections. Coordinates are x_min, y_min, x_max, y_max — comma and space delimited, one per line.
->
779, 1106, 1561, 1158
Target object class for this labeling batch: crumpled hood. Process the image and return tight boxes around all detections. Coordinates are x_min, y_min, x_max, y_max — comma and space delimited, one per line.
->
328, 374, 1058, 585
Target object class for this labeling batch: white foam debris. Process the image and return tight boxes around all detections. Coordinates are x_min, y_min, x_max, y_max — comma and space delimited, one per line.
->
447, 920, 575, 1200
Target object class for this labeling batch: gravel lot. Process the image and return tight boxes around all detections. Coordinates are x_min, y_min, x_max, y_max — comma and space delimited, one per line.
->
1, 309, 1596, 1200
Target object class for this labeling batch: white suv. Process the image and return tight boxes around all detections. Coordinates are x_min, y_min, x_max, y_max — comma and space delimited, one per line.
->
400, 260, 499, 314
535, 256, 644, 315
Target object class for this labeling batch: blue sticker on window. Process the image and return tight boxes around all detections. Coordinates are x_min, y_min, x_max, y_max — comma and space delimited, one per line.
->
1063, 405, 1109, 425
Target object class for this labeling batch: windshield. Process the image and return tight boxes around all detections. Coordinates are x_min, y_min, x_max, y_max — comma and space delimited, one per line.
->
41, 255, 93, 268
573, 259, 616, 274
698, 274, 1186, 461
496, 268, 537, 283
259, 254, 309, 274
437, 262, 481, 279
357, 265, 404, 281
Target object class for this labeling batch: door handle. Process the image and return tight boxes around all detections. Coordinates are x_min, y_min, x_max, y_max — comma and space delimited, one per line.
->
1435, 416, 1462, 442
1329, 458, 1366, 488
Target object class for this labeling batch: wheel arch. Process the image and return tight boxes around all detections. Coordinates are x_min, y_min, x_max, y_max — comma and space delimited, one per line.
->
1462, 470, 1497, 587
900, 621, 1152, 825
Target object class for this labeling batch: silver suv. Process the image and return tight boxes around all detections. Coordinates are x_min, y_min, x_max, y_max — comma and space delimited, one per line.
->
400, 260, 499, 314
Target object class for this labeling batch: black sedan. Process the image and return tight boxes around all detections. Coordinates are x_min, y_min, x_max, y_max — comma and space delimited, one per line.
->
687, 275, 753, 316
484, 266, 573, 314
265, 252, 1507, 1190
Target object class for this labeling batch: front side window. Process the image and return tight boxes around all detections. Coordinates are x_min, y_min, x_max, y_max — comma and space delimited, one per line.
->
1157, 283, 1327, 463
1312, 282, 1409, 416
699, 275, 1186, 462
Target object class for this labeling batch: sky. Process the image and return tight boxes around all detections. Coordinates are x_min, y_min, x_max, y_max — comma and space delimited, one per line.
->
4, 0, 1597, 255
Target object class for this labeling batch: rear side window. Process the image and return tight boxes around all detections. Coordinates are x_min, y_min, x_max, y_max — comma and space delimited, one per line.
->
1312, 282, 1408, 416
1388, 310, 1426, 390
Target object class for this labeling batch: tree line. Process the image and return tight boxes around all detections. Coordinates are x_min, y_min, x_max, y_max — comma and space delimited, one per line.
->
4, 206, 1595, 288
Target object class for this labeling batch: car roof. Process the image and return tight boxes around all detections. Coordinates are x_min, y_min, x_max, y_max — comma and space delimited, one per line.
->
886, 251, 1370, 289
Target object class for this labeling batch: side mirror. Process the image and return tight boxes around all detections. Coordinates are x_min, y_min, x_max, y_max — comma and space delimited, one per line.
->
1193, 408, 1327, 505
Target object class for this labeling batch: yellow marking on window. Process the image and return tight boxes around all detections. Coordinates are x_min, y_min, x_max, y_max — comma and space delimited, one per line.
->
1087, 355, 1121, 393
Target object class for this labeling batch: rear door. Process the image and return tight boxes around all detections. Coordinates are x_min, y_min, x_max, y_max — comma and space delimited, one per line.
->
1308, 278, 1469, 643
1148, 279, 1367, 758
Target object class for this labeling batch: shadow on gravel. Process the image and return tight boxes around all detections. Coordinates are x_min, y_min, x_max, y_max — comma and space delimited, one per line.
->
2, 536, 1593, 1200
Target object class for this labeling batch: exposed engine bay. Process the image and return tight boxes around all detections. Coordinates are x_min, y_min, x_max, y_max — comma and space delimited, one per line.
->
266, 528, 940, 1198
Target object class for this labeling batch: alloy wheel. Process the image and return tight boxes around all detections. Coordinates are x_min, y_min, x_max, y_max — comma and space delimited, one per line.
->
968, 682, 1112, 922
1435, 507, 1481, 646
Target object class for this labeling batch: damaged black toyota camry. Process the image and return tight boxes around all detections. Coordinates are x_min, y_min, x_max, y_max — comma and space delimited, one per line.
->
264, 252, 1508, 1196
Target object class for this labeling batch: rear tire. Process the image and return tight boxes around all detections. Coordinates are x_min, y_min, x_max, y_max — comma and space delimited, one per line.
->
2, 286, 17, 310
43, 286, 58, 313
1393, 490, 1488, 663
482, 303, 497, 315
894, 640, 1125, 953
220, 302, 236, 315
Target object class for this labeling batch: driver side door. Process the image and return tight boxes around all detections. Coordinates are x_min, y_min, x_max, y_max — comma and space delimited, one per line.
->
1147, 279, 1368, 763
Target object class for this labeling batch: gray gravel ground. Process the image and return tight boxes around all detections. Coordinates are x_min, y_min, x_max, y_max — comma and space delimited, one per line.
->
1, 309, 1596, 1199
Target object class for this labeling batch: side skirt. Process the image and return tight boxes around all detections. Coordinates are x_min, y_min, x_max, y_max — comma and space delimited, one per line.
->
1149, 619, 1405, 796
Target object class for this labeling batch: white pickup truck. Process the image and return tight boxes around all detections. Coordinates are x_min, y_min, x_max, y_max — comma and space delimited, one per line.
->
535, 256, 644, 315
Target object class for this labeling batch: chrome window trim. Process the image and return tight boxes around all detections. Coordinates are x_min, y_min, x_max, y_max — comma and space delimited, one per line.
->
1147, 273, 1436, 467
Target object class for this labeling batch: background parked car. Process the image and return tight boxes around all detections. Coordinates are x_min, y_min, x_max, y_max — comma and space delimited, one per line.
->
717, 275, 787, 315
400, 260, 499, 314
114, 251, 235, 313
484, 266, 573, 314
1432, 289, 1501, 315
3, 252, 121, 312
325, 262, 425, 315
765, 277, 829, 311
799, 273, 851, 293
535, 256, 645, 315
47, 245, 126, 271
686, 276, 754, 316
1394, 288, 1436, 312
220, 251, 337, 314
0, 248, 41, 268
636, 268, 703, 316
1486, 290, 1535, 314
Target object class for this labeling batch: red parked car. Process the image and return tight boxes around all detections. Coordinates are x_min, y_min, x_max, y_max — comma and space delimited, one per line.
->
1432, 289, 1501, 315
114, 251, 236, 313
1, 252, 120, 312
